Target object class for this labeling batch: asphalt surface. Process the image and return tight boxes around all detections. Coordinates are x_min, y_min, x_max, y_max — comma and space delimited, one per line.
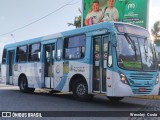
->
0, 84, 160, 120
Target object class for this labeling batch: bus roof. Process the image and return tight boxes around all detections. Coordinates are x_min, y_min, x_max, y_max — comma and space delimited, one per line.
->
4, 21, 147, 49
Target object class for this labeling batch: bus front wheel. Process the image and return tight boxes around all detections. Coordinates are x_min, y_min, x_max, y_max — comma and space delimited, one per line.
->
73, 80, 93, 102
107, 97, 124, 102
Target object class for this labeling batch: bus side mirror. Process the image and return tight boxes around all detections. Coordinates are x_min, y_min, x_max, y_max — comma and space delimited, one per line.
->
108, 55, 112, 67
112, 41, 117, 47
56, 49, 62, 60
38, 52, 40, 59
158, 65, 160, 71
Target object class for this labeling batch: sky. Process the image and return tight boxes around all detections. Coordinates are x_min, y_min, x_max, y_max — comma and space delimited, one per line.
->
0, 0, 81, 57
0, 0, 160, 58
150, 0, 160, 28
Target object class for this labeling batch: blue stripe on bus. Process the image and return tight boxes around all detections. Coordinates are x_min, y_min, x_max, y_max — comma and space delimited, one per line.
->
55, 76, 68, 91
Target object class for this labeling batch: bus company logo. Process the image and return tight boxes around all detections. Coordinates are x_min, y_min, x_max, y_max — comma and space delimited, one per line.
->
56, 65, 61, 74
14, 64, 18, 71
127, 1, 137, 11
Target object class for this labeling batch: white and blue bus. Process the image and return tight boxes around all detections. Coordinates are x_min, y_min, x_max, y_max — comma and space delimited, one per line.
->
1, 22, 159, 102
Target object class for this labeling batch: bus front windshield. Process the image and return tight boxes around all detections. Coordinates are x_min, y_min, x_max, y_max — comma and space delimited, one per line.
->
116, 34, 157, 71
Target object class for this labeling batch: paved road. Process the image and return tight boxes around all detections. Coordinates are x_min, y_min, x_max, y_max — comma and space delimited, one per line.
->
0, 84, 160, 120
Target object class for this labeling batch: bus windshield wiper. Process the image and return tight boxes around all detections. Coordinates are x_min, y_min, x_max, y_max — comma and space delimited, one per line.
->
125, 35, 137, 60
144, 39, 149, 61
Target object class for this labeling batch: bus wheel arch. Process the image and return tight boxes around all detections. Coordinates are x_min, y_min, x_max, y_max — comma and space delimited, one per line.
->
69, 74, 93, 101
69, 74, 86, 92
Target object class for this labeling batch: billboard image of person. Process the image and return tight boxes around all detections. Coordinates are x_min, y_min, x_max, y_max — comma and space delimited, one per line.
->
84, 0, 103, 25
102, 0, 119, 22
83, 0, 149, 28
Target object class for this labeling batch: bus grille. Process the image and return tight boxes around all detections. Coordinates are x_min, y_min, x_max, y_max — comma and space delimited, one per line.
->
128, 73, 154, 94
129, 73, 153, 81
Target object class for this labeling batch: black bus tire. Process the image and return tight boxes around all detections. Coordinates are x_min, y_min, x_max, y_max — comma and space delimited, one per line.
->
19, 76, 35, 93
107, 97, 124, 102
19, 75, 28, 93
73, 80, 93, 102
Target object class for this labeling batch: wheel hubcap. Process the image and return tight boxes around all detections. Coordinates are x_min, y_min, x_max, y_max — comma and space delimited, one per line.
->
76, 84, 86, 96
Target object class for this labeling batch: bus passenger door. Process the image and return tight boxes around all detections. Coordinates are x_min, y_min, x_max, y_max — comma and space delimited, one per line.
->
7, 50, 15, 85
92, 35, 108, 93
44, 44, 55, 88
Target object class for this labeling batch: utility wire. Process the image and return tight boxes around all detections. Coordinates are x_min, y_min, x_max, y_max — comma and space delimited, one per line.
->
0, 0, 79, 37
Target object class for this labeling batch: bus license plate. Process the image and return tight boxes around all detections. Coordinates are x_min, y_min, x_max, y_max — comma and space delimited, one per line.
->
139, 88, 146, 92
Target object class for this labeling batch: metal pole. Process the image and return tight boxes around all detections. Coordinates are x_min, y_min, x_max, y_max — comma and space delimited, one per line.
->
81, 0, 84, 27
10, 34, 16, 42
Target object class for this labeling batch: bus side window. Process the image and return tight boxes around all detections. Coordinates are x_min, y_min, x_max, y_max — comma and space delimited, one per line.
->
28, 43, 41, 62
63, 35, 85, 60
16, 45, 28, 62
56, 38, 63, 61
107, 42, 112, 67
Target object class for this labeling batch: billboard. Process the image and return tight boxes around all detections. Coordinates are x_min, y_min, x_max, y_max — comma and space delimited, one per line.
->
82, 0, 149, 28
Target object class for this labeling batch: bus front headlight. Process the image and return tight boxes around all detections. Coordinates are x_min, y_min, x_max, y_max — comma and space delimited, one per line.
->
156, 74, 159, 85
119, 72, 129, 85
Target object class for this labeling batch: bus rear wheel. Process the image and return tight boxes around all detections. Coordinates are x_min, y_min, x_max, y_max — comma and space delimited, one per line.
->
73, 80, 93, 102
19, 76, 35, 93
107, 97, 124, 102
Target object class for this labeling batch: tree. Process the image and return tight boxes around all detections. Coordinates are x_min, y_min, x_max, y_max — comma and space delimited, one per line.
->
151, 21, 160, 40
68, 8, 82, 28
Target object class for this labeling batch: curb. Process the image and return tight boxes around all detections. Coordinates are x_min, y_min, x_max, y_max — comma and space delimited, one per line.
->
132, 95, 160, 100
